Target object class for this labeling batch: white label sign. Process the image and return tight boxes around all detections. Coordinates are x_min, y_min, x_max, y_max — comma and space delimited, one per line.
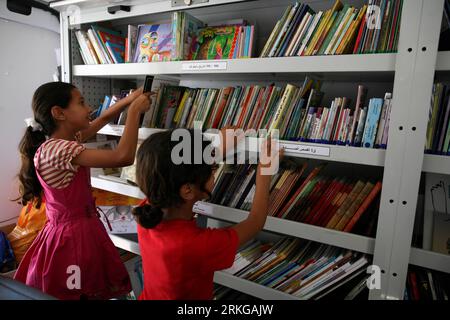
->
182, 61, 227, 71
281, 143, 330, 157
193, 202, 213, 216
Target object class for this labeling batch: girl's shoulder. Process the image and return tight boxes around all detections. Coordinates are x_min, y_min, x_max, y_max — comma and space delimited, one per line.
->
34, 138, 86, 189
36, 138, 84, 158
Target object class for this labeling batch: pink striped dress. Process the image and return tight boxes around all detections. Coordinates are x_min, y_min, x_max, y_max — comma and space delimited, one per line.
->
14, 138, 131, 299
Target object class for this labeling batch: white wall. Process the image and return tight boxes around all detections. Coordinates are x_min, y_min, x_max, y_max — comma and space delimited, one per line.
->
0, 1, 60, 226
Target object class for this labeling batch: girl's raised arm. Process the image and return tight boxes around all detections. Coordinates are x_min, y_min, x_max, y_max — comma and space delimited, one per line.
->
77, 87, 148, 142
231, 139, 283, 246
72, 93, 152, 169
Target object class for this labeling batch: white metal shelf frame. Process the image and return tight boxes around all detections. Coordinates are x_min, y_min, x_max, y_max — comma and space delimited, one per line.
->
55, 0, 450, 300
370, 0, 446, 300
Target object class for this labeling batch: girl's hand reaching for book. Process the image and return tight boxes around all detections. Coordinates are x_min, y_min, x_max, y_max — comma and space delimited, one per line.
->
258, 138, 284, 176
218, 125, 245, 158
129, 92, 155, 114
123, 87, 144, 104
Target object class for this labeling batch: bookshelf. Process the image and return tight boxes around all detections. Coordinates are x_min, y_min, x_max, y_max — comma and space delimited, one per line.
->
73, 54, 396, 80
52, 0, 450, 300
99, 125, 450, 173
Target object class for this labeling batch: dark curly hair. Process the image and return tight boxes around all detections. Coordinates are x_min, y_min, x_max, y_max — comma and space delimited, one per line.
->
133, 129, 217, 229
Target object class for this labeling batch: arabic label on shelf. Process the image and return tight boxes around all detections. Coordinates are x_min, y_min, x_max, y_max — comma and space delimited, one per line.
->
193, 202, 213, 216
182, 61, 228, 71
281, 143, 330, 157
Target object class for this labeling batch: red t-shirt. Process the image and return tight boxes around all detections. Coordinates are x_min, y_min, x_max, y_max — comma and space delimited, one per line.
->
137, 218, 239, 300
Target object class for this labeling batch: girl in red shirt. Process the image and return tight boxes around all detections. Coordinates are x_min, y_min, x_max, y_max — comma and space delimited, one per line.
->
133, 129, 282, 300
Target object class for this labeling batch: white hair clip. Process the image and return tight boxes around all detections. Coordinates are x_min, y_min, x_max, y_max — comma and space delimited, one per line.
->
24, 118, 43, 132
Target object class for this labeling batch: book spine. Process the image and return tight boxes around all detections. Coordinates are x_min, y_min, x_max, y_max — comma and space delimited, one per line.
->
349, 181, 382, 233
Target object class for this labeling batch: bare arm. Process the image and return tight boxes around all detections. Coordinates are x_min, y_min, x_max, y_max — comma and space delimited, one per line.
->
72, 94, 152, 169
231, 167, 272, 246
231, 139, 283, 246
77, 88, 144, 142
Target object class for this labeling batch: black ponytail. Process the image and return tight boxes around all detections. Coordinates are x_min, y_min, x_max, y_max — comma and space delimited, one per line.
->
132, 204, 164, 229
16, 82, 76, 207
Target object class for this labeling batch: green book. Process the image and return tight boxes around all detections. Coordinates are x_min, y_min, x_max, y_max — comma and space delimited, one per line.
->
318, 4, 349, 55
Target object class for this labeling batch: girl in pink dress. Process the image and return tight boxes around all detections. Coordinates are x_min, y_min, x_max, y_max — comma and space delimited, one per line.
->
14, 81, 153, 299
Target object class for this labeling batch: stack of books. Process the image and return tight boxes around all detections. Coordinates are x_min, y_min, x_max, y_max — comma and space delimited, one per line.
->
425, 83, 450, 156
75, 25, 125, 64
75, 11, 254, 64
211, 162, 381, 234
260, 0, 403, 57
142, 82, 393, 150
225, 238, 370, 299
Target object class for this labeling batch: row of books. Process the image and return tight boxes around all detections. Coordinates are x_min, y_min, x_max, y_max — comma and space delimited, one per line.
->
141, 81, 392, 149
75, 26, 126, 65
224, 237, 370, 299
91, 90, 133, 124
260, 0, 403, 58
405, 266, 449, 300
211, 162, 381, 235
76, 11, 254, 64
425, 83, 450, 155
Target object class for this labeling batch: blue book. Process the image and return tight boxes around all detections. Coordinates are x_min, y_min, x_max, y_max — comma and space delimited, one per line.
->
105, 41, 125, 63
96, 95, 111, 118
362, 98, 384, 148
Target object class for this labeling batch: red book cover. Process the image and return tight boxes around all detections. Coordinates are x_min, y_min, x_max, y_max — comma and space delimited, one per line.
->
276, 165, 325, 218
312, 181, 348, 226
270, 167, 306, 217
305, 179, 342, 225
295, 178, 332, 222
245, 88, 266, 130
317, 182, 354, 227
289, 178, 325, 221
343, 181, 382, 232
236, 86, 255, 127
352, 14, 366, 54
255, 86, 276, 129
212, 87, 233, 128
388, 0, 401, 51
409, 271, 420, 300
288, 177, 328, 221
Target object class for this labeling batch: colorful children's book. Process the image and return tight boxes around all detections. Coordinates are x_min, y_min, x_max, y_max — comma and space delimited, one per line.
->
105, 41, 125, 63
192, 26, 240, 60
133, 23, 174, 63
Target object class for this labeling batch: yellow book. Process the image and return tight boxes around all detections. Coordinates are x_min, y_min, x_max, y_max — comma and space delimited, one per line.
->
324, 7, 353, 55
307, 0, 343, 56
304, 10, 331, 56
337, 5, 367, 55
268, 84, 297, 135
173, 89, 190, 124
311, 10, 338, 56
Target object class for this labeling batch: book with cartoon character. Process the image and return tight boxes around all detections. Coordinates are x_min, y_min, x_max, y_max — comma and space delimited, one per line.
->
133, 23, 174, 63
191, 25, 240, 60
